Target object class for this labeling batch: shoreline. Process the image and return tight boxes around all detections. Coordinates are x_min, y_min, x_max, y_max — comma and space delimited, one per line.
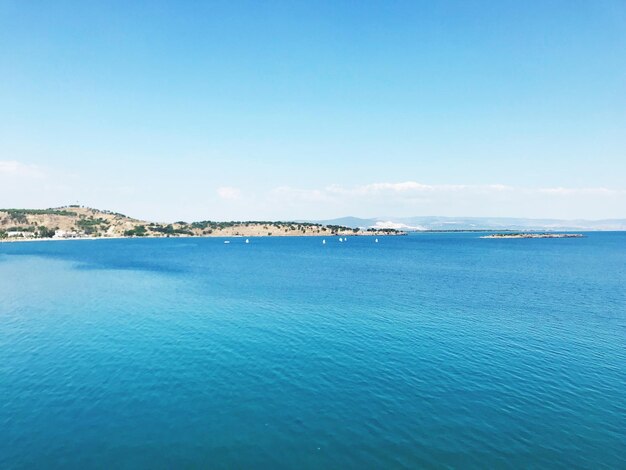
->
0, 233, 402, 244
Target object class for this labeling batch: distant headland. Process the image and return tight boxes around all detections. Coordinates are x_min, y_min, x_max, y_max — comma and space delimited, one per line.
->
0, 206, 404, 241
480, 233, 584, 239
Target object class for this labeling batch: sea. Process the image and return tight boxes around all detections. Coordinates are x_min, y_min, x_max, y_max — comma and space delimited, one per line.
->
1, 233, 625, 468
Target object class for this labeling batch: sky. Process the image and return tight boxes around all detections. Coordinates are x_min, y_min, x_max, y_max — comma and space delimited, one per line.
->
1, 0, 625, 222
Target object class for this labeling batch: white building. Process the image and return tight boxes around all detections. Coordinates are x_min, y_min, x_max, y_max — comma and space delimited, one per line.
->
6, 231, 35, 238
53, 230, 80, 239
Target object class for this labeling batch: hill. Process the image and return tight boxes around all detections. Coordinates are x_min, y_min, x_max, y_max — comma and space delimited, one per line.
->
0, 206, 401, 240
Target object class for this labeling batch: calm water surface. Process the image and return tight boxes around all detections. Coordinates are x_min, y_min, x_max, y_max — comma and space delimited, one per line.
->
1, 233, 625, 468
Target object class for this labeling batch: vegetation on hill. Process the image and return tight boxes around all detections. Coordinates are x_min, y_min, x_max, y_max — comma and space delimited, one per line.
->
124, 225, 148, 237
0, 206, 404, 240
1, 209, 77, 224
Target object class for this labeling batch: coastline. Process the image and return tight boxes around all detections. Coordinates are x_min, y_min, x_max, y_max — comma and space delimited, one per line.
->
0, 232, 403, 244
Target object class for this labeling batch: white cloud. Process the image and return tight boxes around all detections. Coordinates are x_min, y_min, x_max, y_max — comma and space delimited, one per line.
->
264, 181, 626, 219
0, 160, 45, 179
328, 181, 514, 196
272, 181, 516, 202
271, 181, 624, 201
216, 186, 242, 200
1, 166, 624, 220
270, 186, 329, 202
535, 187, 625, 196
0, 161, 75, 210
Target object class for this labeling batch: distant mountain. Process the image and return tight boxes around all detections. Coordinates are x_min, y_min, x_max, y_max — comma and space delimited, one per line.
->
313, 216, 626, 231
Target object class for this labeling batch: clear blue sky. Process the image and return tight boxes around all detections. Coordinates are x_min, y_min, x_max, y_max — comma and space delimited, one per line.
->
1, 0, 625, 221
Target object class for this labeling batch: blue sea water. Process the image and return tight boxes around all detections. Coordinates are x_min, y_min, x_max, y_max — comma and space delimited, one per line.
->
0, 233, 625, 469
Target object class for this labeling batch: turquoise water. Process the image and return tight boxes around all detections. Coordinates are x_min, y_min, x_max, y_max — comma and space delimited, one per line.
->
1, 233, 625, 468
